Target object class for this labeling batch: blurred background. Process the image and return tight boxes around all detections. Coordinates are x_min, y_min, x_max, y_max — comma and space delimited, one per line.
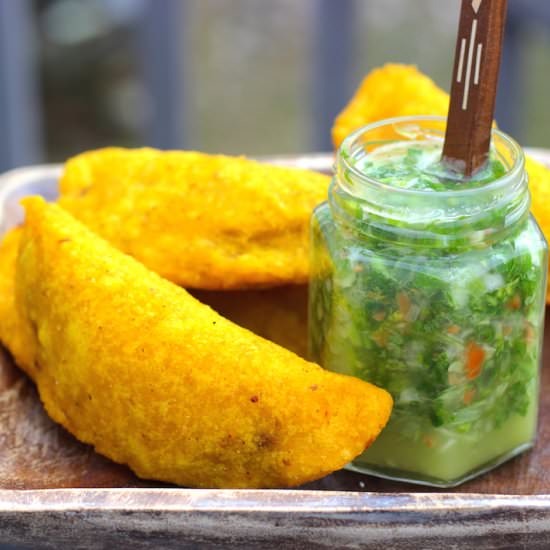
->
1, 0, 549, 172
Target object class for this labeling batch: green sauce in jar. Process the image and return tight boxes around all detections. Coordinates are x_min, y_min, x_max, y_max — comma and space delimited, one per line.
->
309, 117, 548, 487
357, 140, 507, 190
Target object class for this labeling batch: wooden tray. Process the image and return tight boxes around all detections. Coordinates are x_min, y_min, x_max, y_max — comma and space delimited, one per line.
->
1, 151, 550, 549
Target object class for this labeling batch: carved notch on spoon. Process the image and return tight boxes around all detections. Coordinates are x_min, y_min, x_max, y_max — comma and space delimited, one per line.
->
442, 0, 508, 177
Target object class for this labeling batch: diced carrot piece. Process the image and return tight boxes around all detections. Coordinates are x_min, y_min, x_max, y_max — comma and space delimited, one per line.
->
507, 295, 521, 310
422, 435, 434, 448
465, 342, 485, 380
372, 331, 388, 347
373, 311, 386, 321
397, 292, 411, 318
525, 322, 535, 343
447, 325, 461, 335
463, 388, 476, 405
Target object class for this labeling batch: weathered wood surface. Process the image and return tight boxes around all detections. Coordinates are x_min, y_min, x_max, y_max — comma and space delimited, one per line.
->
1, 153, 550, 548
1, 490, 550, 549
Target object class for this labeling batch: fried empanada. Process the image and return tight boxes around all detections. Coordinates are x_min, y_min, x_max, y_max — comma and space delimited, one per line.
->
58, 148, 329, 290
0, 198, 392, 488
332, 63, 449, 148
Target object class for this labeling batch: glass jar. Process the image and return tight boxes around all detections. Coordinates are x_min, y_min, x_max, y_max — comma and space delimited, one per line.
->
309, 116, 548, 487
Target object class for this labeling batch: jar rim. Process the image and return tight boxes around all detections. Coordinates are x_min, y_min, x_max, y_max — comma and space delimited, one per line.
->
338, 115, 525, 200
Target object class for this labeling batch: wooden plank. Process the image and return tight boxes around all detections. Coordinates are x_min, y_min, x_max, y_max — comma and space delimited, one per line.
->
312, 0, 356, 151
0, 0, 43, 172
1, 490, 550, 549
136, 0, 187, 149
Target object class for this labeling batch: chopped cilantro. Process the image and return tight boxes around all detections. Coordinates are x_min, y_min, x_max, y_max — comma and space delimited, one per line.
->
309, 139, 548, 484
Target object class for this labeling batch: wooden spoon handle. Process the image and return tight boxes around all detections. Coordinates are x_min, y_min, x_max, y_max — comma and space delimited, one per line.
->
442, 0, 508, 177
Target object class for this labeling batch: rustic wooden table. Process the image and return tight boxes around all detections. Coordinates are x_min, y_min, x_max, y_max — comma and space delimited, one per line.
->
1, 154, 550, 549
